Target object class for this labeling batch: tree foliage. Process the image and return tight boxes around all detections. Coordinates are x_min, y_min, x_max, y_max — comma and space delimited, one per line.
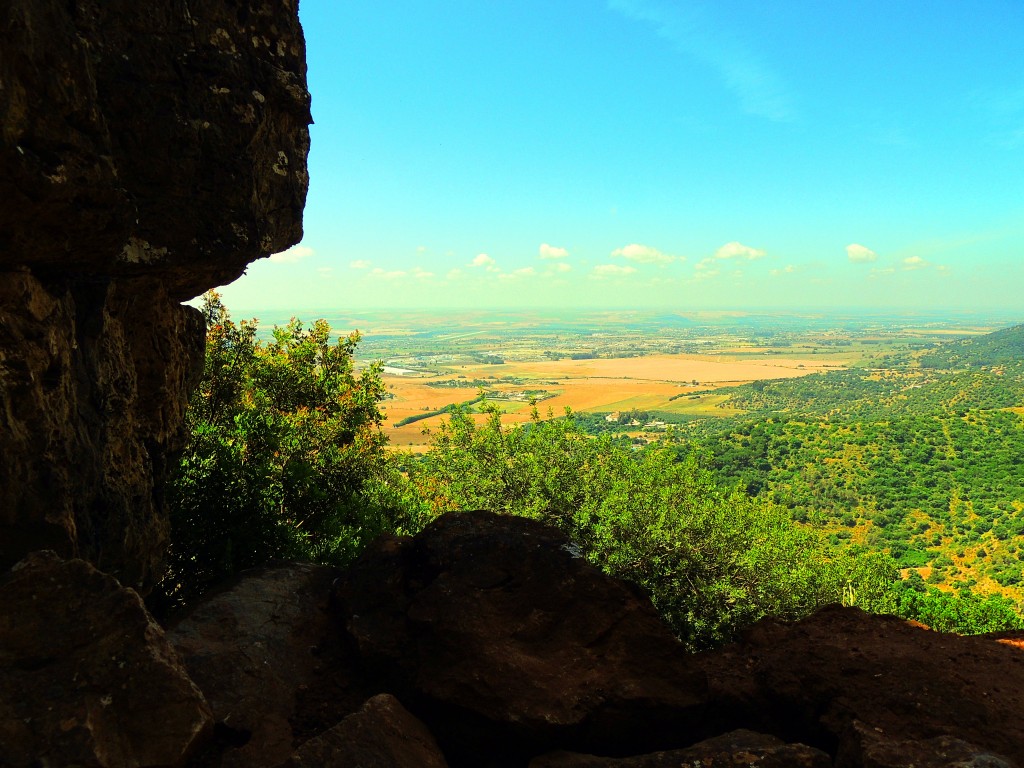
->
413, 403, 897, 650
156, 293, 421, 609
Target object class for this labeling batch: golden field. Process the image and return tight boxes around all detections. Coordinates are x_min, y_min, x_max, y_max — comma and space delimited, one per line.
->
381, 353, 843, 452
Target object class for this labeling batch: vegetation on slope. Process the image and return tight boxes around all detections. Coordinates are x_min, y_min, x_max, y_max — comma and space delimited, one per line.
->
158, 300, 1024, 640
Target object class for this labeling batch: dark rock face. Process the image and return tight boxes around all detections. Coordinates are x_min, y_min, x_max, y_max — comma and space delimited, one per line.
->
0, 0, 309, 296
286, 694, 449, 768
696, 605, 1024, 766
0, 551, 212, 767
0, 272, 206, 588
167, 563, 339, 768
0, 0, 310, 586
530, 729, 832, 767
334, 511, 709, 766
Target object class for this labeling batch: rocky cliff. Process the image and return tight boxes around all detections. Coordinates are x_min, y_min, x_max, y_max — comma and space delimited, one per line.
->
0, 0, 310, 587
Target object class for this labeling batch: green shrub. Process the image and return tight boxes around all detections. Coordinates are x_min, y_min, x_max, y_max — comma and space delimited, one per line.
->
155, 293, 423, 610
413, 404, 897, 651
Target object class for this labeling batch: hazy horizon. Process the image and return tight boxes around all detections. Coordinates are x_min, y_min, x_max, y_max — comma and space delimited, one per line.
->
214, 1, 1024, 313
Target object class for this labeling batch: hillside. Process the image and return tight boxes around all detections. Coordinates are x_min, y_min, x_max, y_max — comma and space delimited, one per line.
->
672, 325, 1024, 604
919, 322, 1024, 368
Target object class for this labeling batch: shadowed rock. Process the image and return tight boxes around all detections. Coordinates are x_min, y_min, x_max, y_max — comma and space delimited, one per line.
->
0, 0, 310, 588
333, 511, 709, 766
696, 605, 1024, 766
168, 563, 338, 768
286, 694, 448, 768
529, 729, 832, 767
0, 551, 212, 767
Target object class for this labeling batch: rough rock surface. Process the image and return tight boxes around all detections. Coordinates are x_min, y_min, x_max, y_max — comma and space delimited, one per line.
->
530, 729, 832, 767
0, 272, 205, 588
0, 0, 311, 587
695, 605, 1024, 766
168, 563, 339, 768
286, 694, 449, 768
0, 551, 212, 767
334, 511, 709, 766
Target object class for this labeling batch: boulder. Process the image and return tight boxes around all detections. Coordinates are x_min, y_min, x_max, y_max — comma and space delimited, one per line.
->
0, 551, 212, 767
334, 511, 709, 766
168, 563, 339, 768
696, 604, 1024, 766
530, 729, 831, 767
286, 694, 448, 768
0, 0, 310, 587
837, 722, 1015, 768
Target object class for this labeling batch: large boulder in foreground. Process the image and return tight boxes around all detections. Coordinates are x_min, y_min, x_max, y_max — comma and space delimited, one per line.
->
0, 552, 212, 767
696, 604, 1024, 766
334, 511, 709, 766
530, 729, 831, 767
286, 694, 449, 768
0, 0, 310, 587
167, 563, 339, 768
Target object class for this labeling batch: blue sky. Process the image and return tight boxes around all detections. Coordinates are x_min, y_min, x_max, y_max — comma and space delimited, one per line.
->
217, 0, 1024, 312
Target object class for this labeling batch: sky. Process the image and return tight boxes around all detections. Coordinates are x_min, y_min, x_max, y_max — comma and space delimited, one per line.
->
215, 0, 1024, 313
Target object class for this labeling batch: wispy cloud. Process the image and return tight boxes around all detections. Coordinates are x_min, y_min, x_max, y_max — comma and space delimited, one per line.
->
370, 268, 406, 280
770, 264, 796, 277
350, 259, 371, 269
269, 244, 315, 263
693, 257, 720, 279
500, 267, 537, 281
610, 243, 680, 265
715, 241, 766, 260
608, 0, 795, 122
903, 256, 929, 270
539, 243, 569, 259
592, 264, 638, 278
846, 244, 877, 263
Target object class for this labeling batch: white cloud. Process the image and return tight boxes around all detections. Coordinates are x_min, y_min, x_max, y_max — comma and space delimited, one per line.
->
610, 243, 679, 265
715, 241, 766, 260
269, 244, 315, 263
370, 268, 406, 280
551, 262, 572, 273
316, 267, 334, 276
539, 243, 569, 259
412, 267, 434, 279
592, 264, 638, 278
903, 256, 929, 270
446, 268, 464, 280
469, 253, 501, 273
846, 243, 877, 263
770, 264, 796, 277
416, 245, 427, 253
350, 259, 371, 269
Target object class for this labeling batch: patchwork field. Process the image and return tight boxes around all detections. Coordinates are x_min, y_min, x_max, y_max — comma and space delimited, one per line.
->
381, 353, 843, 451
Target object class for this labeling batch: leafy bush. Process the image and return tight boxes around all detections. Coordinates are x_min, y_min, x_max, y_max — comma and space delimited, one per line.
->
155, 293, 423, 610
413, 403, 898, 651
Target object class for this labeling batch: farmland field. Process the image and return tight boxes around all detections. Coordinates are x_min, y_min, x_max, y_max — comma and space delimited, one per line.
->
381, 353, 843, 451
242, 307, 1016, 454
